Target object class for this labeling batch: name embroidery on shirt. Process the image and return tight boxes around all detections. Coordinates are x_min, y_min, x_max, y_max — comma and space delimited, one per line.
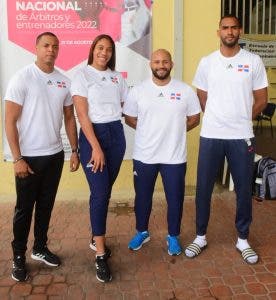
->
238, 64, 249, 72
170, 93, 181, 100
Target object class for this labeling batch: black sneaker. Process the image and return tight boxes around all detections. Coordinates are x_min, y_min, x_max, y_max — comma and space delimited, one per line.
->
95, 255, 112, 283
31, 247, 61, 267
12, 255, 28, 282
89, 238, 111, 259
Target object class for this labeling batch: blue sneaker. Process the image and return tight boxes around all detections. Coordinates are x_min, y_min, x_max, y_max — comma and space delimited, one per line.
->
128, 231, 150, 250
167, 235, 182, 256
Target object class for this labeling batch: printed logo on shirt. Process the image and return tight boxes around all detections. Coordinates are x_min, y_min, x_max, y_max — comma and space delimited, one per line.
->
158, 92, 164, 97
170, 93, 181, 100
56, 81, 67, 88
101, 77, 106, 81
110, 76, 119, 84
47, 80, 53, 85
226, 64, 233, 69
238, 64, 249, 72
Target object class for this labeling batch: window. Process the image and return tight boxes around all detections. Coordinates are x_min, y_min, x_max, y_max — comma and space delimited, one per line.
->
221, 0, 276, 34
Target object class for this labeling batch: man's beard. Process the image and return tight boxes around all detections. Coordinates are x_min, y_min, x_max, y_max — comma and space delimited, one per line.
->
221, 36, 239, 48
151, 68, 171, 80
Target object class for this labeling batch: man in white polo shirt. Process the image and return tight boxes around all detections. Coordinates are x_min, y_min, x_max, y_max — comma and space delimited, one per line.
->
185, 15, 268, 264
123, 49, 201, 255
5, 32, 80, 282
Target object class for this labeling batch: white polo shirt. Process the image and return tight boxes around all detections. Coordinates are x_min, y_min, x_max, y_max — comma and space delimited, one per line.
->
4, 63, 72, 156
193, 49, 268, 139
70, 65, 128, 123
123, 78, 201, 164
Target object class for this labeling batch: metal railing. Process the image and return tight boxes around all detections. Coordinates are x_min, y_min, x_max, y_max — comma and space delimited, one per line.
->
221, 0, 276, 34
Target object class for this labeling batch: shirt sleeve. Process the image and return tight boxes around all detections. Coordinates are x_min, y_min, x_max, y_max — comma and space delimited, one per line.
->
192, 57, 208, 92
70, 68, 88, 98
119, 74, 129, 102
186, 86, 202, 116
123, 86, 138, 117
64, 79, 73, 107
253, 55, 268, 91
4, 72, 26, 106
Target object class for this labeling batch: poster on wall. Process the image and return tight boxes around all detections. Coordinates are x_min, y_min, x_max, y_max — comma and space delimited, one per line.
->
2, 0, 152, 160
239, 38, 276, 67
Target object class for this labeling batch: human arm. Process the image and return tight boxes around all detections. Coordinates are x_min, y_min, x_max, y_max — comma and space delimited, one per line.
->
4, 101, 34, 177
124, 115, 137, 129
197, 89, 208, 112
63, 104, 80, 172
252, 87, 268, 120
73, 95, 105, 172
187, 113, 200, 131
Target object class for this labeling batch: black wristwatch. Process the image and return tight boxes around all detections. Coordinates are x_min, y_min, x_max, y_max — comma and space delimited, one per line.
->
71, 148, 79, 154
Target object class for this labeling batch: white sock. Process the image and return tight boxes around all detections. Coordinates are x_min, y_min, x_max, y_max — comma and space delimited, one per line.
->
185, 235, 207, 258
236, 238, 258, 264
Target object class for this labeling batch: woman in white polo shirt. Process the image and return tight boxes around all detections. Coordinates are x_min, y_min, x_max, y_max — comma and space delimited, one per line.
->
71, 34, 128, 283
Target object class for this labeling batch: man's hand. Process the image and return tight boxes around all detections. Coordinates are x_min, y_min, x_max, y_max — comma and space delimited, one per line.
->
70, 152, 80, 172
14, 159, 34, 178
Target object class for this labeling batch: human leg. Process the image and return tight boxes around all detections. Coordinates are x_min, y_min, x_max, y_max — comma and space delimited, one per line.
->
79, 125, 114, 282
29, 151, 64, 266
185, 137, 224, 258
88, 122, 126, 257
128, 160, 158, 250
160, 163, 186, 236
196, 137, 224, 235
12, 162, 40, 281
33, 151, 64, 251
12, 171, 39, 256
226, 139, 258, 264
226, 139, 255, 239
160, 163, 186, 255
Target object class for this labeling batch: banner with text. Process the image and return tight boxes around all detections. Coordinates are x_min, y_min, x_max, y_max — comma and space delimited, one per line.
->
2, 0, 152, 160
239, 38, 276, 67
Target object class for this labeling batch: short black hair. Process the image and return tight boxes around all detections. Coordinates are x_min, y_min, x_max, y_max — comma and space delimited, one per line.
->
219, 14, 242, 28
36, 32, 58, 45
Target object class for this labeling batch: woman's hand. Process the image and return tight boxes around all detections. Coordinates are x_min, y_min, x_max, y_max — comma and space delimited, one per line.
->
88, 145, 105, 173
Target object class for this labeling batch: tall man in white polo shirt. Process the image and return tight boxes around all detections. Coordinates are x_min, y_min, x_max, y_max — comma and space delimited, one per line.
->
123, 49, 201, 255
5, 32, 80, 282
185, 15, 268, 264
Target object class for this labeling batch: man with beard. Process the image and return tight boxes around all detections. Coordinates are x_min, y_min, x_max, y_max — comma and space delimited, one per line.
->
123, 49, 201, 255
185, 15, 268, 264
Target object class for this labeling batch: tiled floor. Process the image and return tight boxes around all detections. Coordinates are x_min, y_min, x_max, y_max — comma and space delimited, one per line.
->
0, 190, 275, 299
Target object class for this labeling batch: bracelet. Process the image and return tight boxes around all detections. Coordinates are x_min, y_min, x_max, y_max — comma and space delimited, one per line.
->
71, 148, 79, 154
13, 156, 23, 164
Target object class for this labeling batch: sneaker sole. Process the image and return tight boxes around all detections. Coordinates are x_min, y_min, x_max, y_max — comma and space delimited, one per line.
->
168, 250, 182, 256
31, 254, 60, 267
96, 274, 112, 283
11, 273, 28, 282
128, 236, 150, 251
